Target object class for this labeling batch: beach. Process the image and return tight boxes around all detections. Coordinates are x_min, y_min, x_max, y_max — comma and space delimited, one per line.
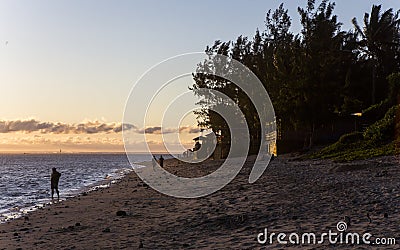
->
0, 155, 399, 249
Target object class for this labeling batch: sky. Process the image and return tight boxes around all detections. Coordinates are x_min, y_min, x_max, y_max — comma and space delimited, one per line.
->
1, 0, 399, 152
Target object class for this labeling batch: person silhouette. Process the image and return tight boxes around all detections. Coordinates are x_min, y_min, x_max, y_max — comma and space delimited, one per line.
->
159, 155, 164, 168
51, 167, 61, 201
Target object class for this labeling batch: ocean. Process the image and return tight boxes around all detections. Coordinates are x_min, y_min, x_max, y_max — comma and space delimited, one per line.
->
0, 153, 150, 223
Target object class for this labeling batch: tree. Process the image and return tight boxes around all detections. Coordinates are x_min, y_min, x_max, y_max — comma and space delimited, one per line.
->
190, 1, 400, 154
352, 5, 400, 104
296, 0, 348, 147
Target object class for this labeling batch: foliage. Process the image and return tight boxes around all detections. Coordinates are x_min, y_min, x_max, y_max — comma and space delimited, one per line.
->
190, 0, 400, 156
363, 105, 399, 142
352, 5, 400, 104
387, 72, 400, 104
362, 73, 400, 120
338, 131, 364, 144
311, 105, 399, 161
311, 141, 397, 162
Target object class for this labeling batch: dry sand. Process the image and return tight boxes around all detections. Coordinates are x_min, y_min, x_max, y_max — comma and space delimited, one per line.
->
0, 155, 399, 249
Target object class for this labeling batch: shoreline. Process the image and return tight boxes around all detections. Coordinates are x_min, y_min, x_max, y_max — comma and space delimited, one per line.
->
0, 155, 399, 249
0, 165, 135, 224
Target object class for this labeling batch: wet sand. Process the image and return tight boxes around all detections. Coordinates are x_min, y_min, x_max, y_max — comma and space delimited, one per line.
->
0, 155, 399, 249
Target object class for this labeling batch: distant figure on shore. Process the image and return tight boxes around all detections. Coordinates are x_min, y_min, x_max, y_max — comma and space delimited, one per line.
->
51, 167, 61, 201
194, 141, 201, 151
152, 155, 157, 170
159, 155, 164, 168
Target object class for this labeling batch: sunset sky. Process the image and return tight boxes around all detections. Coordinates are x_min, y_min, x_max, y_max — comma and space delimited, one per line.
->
1, 0, 399, 153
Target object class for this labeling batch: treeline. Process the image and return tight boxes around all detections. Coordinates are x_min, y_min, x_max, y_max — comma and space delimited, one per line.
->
191, 0, 400, 154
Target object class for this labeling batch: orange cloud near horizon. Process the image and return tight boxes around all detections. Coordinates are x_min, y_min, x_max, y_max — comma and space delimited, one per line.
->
0, 119, 199, 153
0, 119, 134, 134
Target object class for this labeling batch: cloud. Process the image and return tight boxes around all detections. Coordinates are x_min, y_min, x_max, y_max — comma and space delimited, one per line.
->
0, 119, 200, 135
143, 126, 162, 134
179, 126, 201, 134
0, 119, 136, 134
136, 126, 200, 134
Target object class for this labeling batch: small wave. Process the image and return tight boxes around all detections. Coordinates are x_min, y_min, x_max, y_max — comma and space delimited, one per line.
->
0, 153, 140, 223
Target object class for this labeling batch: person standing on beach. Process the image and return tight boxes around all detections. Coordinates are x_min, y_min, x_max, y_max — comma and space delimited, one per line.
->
51, 167, 61, 201
159, 155, 164, 168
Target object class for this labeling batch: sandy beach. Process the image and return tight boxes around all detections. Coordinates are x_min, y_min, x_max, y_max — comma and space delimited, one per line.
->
0, 155, 399, 249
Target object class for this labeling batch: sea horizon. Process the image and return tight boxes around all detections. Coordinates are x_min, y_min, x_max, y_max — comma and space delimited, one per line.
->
0, 151, 177, 155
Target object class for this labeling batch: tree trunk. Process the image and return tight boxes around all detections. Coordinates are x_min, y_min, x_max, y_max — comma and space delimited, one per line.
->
372, 61, 376, 104
308, 122, 315, 148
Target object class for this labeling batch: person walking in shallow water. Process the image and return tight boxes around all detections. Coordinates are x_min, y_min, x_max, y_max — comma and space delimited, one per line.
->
51, 167, 61, 201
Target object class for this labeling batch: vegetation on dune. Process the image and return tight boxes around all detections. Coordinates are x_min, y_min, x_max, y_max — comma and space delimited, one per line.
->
310, 105, 400, 161
364, 105, 399, 143
312, 73, 400, 161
